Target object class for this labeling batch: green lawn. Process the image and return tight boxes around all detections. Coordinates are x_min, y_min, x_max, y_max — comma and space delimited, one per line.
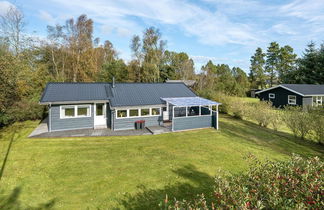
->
0, 115, 323, 209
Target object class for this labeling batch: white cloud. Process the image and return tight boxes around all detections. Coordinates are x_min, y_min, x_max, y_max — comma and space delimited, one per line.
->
0, 1, 16, 15
38, 10, 56, 25
48, 0, 260, 45
280, 0, 324, 22
24, 0, 324, 72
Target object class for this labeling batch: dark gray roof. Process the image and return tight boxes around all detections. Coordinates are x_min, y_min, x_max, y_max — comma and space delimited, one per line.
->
256, 84, 324, 96
40, 82, 197, 106
109, 83, 196, 107
281, 84, 324, 95
40, 83, 109, 103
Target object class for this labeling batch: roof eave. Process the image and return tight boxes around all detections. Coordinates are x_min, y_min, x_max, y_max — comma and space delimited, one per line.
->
255, 85, 304, 96
39, 100, 109, 105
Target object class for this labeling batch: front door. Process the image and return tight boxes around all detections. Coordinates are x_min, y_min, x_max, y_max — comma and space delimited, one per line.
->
94, 103, 106, 128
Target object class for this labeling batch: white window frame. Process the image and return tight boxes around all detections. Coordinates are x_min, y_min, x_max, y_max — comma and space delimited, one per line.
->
116, 109, 128, 119
129, 108, 140, 118
269, 93, 275, 99
115, 107, 162, 119
140, 108, 151, 117
151, 107, 161, 116
173, 105, 213, 119
60, 105, 91, 119
288, 95, 297, 105
313, 96, 323, 106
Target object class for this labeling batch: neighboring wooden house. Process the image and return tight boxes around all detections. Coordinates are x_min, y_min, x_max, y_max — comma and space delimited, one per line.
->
40, 82, 220, 132
255, 84, 324, 108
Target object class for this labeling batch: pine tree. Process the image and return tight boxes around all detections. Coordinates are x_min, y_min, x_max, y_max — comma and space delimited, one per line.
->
297, 42, 321, 84
265, 42, 280, 87
278, 45, 297, 83
249, 47, 266, 88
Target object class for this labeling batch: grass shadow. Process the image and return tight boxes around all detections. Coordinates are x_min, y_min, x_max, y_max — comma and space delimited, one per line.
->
0, 186, 55, 210
117, 164, 214, 210
220, 115, 324, 157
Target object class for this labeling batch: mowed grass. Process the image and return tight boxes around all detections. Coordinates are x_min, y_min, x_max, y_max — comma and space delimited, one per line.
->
0, 115, 323, 209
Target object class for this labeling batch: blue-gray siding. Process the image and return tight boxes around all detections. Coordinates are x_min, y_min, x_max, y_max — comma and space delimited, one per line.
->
302, 96, 313, 106
173, 115, 213, 131
50, 104, 94, 131
113, 112, 162, 130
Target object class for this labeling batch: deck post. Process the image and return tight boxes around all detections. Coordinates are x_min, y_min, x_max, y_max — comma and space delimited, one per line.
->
216, 105, 219, 130
172, 106, 175, 131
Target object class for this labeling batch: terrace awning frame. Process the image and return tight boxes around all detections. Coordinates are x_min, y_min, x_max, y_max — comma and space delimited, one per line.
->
161, 97, 221, 131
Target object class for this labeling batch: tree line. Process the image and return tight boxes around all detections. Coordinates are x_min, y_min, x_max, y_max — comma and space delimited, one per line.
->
249, 41, 324, 89
0, 5, 323, 127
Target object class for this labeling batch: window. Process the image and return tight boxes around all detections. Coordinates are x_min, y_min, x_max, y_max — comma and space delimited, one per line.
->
117, 110, 127, 118
269, 93, 275, 99
288, 95, 296, 105
77, 106, 90, 117
141, 108, 150, 116
201, 106, 211, 115
61, 105, 91, 118
187, 106, 199, 116
312, 96, 323, 106
62, 106, 75, 118
96, 104, 104, 116
129, 109, 139, 117
151, 108, 161, 116
174, 107, 186, 117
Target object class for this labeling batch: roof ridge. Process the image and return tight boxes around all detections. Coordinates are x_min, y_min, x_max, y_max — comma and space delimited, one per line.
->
47, 82, 187, 85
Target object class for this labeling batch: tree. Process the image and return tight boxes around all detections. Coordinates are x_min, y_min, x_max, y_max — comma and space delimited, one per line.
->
161, 51, 195, 81
0, 5, 25, 55
295, 42, 323, 84
129, 27, 166, 82
265, 42, 280, 87
249, 47, 266, 88
97, 59, 128, 82
278, 45, 297, 83
142, 27, 166, 82
129, 35, 142, 82
232, 67, 250, 96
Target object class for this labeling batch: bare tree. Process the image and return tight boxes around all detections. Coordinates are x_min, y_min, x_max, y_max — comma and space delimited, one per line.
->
0, 5, 25, 55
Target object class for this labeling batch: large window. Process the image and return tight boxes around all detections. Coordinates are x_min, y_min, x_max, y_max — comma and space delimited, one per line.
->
288, 95, 296, 105
269, 93, 275, 99
141, 108, 150, 116
187, 106, 199, 116
61, 105, 91, 118
116, 107, 162, 119
201, 106, 211, 115
151, 108, 161, 116
313, 96, 323, 106
174, 107, 186, 117
117, 110, 127, 118
129, 109, 139, 117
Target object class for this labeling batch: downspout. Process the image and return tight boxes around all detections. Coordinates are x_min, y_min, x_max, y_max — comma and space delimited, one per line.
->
48, 103, 52, 132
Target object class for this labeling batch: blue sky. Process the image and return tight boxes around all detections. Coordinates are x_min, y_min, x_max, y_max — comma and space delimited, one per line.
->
1, 0, 324, 73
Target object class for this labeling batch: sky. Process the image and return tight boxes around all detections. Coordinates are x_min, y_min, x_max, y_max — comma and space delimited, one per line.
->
1, 0, 324, 73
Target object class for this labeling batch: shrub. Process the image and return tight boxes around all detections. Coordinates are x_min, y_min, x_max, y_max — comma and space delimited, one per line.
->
309, 108, 324, 144
247, 101, 279, 128
161, 155, 323, 209
282, 106, 313, 139
210, 93, 232, 114
228, 100, 250, 120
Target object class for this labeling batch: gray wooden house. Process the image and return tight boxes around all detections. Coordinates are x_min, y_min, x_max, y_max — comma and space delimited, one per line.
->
40, 82, 220, 132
